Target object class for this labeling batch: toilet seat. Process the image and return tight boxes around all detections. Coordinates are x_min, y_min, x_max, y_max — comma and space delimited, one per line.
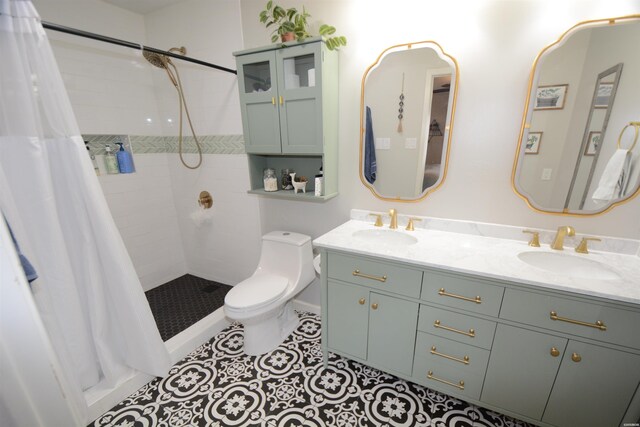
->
225, 273, 289, 311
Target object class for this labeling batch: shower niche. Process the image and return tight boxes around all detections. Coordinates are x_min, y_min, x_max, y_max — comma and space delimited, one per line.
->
234, 38, 338, 201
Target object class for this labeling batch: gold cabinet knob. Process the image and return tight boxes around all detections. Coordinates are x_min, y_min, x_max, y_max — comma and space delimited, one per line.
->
371, 303, 378, 310
358, 298, 366, 305
571, 352, 582, 363
550, 347, 560, 357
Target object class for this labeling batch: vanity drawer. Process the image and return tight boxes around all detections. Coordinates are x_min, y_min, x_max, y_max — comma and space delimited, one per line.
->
421, 270, 504, 317
327, 253, 423, 298
414, 332, 490, 379
501, 289, 640, 350
418, 305, 497, 350
412, 333, 487, 400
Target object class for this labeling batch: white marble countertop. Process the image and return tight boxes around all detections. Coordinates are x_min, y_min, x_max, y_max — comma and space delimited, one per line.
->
313, 218, 640, 306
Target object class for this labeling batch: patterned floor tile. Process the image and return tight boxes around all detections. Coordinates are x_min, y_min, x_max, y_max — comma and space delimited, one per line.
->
88, 312, 531, 427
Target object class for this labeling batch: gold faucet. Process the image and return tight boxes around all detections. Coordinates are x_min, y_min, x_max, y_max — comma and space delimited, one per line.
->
551, 226, 575, 250
389, 209, 398, 229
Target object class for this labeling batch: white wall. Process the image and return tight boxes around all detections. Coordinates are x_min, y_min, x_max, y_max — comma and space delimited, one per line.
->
34, 0, 262, 290
241, 0, 640, 240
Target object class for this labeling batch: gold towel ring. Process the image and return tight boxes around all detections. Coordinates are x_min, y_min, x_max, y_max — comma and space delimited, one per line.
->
617, 121, 640, 152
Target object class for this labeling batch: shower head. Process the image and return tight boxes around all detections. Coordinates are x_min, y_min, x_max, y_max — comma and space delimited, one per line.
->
142, 46, 186, 69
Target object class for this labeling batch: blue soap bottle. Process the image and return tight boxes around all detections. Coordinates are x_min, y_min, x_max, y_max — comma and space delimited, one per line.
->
115, 142, 134, 173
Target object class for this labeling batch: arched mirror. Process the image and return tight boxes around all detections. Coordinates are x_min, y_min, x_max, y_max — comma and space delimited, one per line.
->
513, 15, 640, 215
360, 41, 458, 201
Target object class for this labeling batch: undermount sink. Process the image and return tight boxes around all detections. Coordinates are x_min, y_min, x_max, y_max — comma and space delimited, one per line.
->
518, 251, 621, 280
352, 229, 418, 246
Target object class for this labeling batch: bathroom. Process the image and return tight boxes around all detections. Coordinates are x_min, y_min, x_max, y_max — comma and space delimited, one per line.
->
1, 0, 639, 426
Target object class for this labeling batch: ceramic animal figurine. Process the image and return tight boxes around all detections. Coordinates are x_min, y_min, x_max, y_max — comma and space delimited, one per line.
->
290, 172, 307, 194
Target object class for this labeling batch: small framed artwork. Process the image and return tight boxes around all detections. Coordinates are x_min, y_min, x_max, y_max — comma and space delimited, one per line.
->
534, 84, 568, 110
525, 132, 542, 154
584, 131, 601, 156
594, 83, 613, 109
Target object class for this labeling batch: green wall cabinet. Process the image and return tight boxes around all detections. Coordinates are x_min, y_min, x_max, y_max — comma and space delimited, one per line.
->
320, 249, 640, 427
234, 38, 339, 201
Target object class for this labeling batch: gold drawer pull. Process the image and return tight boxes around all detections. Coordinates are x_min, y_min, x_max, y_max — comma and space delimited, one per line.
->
571, 352, 582, 363
353, 269, 387, 282
550, 311, 606, 331
427, 371, 465, 390
434, 320, 475, 338
550, 347, 560, 357
371, 303, 378, 310
271, 97, 276, 105
358, 298, 365, 305
430, 346, 470, 365
438, 288, 482, 304
279, 95, 284, 105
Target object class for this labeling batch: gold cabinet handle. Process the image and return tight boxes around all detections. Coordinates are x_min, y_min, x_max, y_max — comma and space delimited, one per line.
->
430, 346, 470, 365
434, 320, 475, 338
438, 288, 482, 304
279, 95, 283, 105
427, 371, 465, 390
358, 298, 365, 305
550, 347, 560, 357
353, 269, 387, 282
550, 311, 606, 331
371, 303, 378, 310
271, 97, 276, 105
571, 352, 582, 363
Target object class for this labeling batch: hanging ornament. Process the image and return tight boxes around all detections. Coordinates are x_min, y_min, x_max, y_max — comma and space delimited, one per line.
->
397, 73, 405, 133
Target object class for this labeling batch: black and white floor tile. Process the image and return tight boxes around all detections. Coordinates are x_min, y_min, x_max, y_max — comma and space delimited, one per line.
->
89, 312, 533, 427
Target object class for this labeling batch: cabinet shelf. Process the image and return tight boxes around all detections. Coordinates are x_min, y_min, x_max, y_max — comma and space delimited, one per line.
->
247, 188, 337, 202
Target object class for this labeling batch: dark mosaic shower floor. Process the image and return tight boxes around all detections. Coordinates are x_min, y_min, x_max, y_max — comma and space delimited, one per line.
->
145, 274, 232, 341
89, 312, 533, 427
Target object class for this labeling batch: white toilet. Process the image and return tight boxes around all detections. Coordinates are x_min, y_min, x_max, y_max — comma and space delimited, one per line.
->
224, 231, 315, 355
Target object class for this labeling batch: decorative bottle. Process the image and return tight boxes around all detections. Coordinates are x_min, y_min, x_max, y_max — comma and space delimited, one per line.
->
115, 141, 134, 173
263, 168, 278, 192
104, 145, 120, 174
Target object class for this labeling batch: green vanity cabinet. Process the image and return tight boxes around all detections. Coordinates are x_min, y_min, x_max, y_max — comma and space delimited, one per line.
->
319, 248, 640, 427
234, 39, 339, 201
481, 325, 568, 420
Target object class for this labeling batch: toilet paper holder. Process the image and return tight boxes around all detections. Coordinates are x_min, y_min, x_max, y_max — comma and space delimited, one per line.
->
198, 191, 213, 209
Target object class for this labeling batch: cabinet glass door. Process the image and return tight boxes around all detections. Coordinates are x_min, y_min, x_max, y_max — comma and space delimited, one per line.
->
276, 44, 323, 154
237, 51, 282, 153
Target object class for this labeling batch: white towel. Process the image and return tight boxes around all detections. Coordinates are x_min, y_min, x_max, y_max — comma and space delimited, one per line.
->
592, 148, 631, 203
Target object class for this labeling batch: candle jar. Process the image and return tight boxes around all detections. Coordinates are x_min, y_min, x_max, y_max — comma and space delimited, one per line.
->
281, 168, 294, 190
263, 168, 278, 192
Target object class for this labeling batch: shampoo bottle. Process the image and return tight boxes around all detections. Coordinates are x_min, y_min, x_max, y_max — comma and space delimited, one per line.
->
115, 142, 134, 173
104, 145, 120, 174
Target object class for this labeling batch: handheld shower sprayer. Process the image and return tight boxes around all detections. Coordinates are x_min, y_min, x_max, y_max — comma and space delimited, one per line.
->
143, 46, 202, 169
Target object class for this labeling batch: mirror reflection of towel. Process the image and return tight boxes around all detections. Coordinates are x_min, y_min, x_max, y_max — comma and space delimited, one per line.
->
592, 148, 632, 203
364, 106, 377, 184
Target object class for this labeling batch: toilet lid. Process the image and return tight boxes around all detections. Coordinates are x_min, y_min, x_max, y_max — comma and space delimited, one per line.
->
225, 274, 289, 310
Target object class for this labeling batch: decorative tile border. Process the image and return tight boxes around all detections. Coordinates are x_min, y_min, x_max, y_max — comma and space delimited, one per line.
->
83, 134, 245, 155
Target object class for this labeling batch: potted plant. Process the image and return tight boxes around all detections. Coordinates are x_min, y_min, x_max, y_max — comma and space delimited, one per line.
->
259, 1, 347, 50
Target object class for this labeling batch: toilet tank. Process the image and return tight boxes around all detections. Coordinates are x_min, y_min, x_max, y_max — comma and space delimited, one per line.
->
256, 231, 315, 292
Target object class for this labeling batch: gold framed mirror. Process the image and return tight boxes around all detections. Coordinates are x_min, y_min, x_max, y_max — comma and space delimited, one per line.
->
512, 15, 640, 216
359, 41, 459, 202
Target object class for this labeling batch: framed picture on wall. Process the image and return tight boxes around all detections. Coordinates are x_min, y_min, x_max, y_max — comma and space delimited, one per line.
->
534, 84, 568, 110
594, 83, 613, 108
584, 131, 601, 156
525, 132, 542, 154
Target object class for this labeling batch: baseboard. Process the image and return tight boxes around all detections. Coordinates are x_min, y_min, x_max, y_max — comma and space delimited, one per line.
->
293, 299, 321, 315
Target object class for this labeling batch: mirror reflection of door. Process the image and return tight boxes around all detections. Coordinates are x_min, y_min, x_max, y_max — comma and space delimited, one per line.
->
422, 74, 451, 191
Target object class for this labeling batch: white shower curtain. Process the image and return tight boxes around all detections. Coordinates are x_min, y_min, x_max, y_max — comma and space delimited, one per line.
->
0, 0, 171, 421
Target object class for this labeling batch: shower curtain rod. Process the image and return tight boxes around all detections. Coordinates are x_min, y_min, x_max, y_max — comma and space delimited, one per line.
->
41, 21, 237, 76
